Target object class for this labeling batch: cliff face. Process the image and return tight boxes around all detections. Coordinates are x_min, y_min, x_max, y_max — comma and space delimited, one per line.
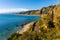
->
8, 4, 60, 40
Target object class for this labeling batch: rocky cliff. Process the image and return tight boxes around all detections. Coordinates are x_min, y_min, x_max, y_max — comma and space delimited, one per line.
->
8, 4, 60, 40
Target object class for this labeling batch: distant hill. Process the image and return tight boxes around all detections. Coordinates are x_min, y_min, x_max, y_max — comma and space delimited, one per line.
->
17, 10, 39, 15
8, 4, 60, 40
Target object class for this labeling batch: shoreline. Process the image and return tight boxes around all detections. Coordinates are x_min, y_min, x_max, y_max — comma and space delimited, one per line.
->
13, 14, 40, 16
16, 22, 34, 34
0, 14, 40, 16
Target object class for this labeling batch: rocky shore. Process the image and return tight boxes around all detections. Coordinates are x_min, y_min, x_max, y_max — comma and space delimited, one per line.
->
16, 22, 34, 34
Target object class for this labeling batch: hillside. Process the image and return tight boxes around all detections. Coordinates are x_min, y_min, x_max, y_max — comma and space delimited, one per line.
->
17, 10, 39, 15
8, 4, 60, 40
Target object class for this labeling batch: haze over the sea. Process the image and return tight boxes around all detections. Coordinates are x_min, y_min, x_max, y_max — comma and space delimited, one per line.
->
0, 0, 60, 13
0, 8, 29, 13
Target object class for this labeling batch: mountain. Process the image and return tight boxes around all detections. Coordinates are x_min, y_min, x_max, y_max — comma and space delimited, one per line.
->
17, 10, 39, 15
8, 4, 60, 40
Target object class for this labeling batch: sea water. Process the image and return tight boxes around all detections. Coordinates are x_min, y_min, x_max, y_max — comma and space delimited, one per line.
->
0, 14, 40, 40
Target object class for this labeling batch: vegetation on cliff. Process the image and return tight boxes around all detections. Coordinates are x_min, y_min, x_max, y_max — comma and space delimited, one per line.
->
8, 4, 60, 40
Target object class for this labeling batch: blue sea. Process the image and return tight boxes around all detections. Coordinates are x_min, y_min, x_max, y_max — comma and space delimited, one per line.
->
0, 14, 40, 40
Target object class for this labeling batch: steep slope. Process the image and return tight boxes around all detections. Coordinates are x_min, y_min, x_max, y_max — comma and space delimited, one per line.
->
8, 4, 60, 40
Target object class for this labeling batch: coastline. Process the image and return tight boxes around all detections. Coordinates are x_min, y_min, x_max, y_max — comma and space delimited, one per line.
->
13, 14, 40, 16
16, 22, 34, 34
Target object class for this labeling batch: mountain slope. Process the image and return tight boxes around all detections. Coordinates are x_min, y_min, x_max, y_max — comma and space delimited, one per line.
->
8, 4, 60, 40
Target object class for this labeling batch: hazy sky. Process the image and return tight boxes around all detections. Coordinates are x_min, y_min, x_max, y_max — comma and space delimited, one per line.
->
0, 0, 60, 13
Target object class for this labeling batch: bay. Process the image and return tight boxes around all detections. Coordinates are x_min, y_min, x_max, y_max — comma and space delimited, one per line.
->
0, 14, 40, 40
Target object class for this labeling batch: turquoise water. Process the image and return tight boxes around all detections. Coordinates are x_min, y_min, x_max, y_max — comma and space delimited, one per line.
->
0, 14, 40, 40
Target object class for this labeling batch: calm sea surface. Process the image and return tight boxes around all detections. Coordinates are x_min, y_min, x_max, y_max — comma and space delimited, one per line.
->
0, 14, 40, 40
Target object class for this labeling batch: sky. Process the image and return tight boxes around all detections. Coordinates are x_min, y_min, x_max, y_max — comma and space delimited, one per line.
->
0, 0, 60, 13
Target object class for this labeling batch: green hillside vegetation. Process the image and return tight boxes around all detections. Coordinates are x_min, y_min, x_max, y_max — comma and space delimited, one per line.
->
8, 4, 60, 40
